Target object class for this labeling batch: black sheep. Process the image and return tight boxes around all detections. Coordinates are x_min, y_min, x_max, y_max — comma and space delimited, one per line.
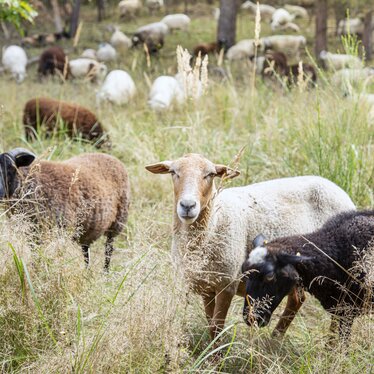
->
242, 210, 374, 339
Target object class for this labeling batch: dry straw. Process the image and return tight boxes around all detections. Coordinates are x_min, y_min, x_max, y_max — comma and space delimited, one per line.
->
251, 2, 261, 96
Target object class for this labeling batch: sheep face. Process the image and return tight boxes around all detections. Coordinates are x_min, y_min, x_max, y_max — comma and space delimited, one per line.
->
146, 154, 239, 224
242, 239, 307, 327
0, 149, 36, 198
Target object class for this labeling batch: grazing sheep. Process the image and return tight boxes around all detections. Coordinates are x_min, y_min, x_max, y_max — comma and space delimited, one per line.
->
0, 148, 130, 271
97, 43, 117, 62
331, 68, 374, 92
148, 75, 184, 110
241, 1, 275, 21
277, 22, 300, 33
23, 97, 108, 147
2, 45, 28, 83
132, 22, 168, 54
21, 31, 70, 48
262, 35, 306, 62
226, 39, 263, 61
161, 14, 191, 32
271, 8, 296, 31
337, 18, 364, 37
319, 50, 363, 70
69, 58, 107, 83
146, 154, 355, 340
145, 0, 163, 14
261, 51, 288, 78
96, 70, 136, 105
193, 42, 218, 57
110, 27, 132, 50
284, 4, 309, 20
81, 48, 97, 60
118, 0, 142, 18
284, 62, 317, 87
242, 210, 374, 339
38, 46, 69, 78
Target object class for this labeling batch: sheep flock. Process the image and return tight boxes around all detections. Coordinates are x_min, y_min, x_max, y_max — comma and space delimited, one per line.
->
0, 0, 373, 372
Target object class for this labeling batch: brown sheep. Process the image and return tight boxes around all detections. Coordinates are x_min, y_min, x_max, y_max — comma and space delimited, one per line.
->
0, 148, 130, 271
38, 46, 69, 78
261, 50, 288, 78
23, 97, 109, 147
193, 42, 218, 57
285, 62, 317, 87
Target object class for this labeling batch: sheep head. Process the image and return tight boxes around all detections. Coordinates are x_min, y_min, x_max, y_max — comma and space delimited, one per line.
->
146, 153, 239, 225
0, 148, 36, 198
242, 238, 310, 328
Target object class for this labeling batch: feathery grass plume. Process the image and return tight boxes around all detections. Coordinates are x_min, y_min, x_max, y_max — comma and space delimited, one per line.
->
73, 22, 83, 49
297, 61, 306, 92
251, 2, 261, 96
143, 43, 151, 68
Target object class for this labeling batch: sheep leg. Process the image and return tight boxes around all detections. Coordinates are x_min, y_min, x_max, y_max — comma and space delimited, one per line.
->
272, 286, 306, 337
211, 289, 234, 341
202, 292, 216, 339
104, 235, 114, 272
82, 245, 90, 267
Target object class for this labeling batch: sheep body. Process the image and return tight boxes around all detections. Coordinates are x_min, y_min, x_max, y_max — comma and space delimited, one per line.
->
193, 42, 218, 57
241, 1, 275, 21
23, 97, 107, 146
262, 35, 306, 62
69, 58, 107, 83
97, 43, 117, 62
110, 28, 132, 49
2, 45, 28, 83
284, 4, 308, 19
81, 48, 97, 60
0, 149, 130, 270
161, 14, 190, 32
320, 51, 363, 70
226, 39, 258, 60
96, 70, 136, 105
145, 0, 163, 12
271, 8, 295, 31
118, 0, 141, 18
38, 46, 68, 78
132, 22, 168, 53
337, 18, 364, 37
148, 75, 184, 110
242, 210, 374, 338
331, 68, 374, 91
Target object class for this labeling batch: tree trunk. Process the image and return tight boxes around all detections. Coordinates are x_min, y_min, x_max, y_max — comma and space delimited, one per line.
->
217, 0, 239, 50
70, 0, 81, 37
51, 0, 63, 33
97, 0, 105, 22
363, 11, 372, 61
315, 0, 328, 60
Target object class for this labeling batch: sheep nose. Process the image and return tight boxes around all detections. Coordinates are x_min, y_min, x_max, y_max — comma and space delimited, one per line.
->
180, 200, 196, 212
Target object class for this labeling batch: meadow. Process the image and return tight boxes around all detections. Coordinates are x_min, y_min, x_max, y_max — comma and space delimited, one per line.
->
0, 2, 373, 372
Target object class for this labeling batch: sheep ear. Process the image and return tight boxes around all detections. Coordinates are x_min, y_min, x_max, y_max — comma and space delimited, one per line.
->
215, 164, 240, 179
145, 161, 173, 174
7, 148, 36, 168
252, 234, 267, 248
277, 252, 312, 267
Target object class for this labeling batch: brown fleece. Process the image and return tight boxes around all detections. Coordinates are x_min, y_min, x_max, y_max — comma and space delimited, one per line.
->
23, 97, 107, 146
193, 42, 218, 57
38, 46, 69, 77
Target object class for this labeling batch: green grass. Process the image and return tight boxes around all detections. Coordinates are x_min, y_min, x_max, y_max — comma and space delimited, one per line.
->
0, 2, 373, 373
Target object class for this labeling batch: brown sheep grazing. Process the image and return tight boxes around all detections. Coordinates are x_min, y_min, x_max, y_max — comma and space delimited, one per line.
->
261, 51, 288, 78
193, 42, 218, 57
285, 62, 317, 87
38, 46, 69, 78
23, 97, 109, 147
0, 148, 130, 271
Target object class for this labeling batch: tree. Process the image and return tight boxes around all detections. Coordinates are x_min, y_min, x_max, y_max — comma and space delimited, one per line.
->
70, 0, 81, 37
315, 0, 328, 59
362, 10, 372, 60
51, 0, 63, 33
0, 0, 37, 36
97, 0, 105, 22
217, 0, 239, 50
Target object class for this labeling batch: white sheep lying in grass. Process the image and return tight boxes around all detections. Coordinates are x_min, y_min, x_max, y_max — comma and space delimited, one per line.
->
161, 14, 191, 32
146, 153, 356, 341
110, 27, 132, 49
262, 35, 306, 62
69, 58, 108, 83
96, 69, 136, 105
241, 1, 275, 21
148, 76, 184, 110
320, 50, 363, 70
2, 45, 28, 83
97, 43, 117, 62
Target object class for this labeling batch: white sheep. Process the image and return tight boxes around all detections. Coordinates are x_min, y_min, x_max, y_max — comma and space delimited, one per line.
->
262, 35, 306, 62
241, 1, 275, 21
337, 18, 364, 37
118, 0, 142, 18
284, 4, 309, 20
319, 50, 363, 70
135, 21, 169, 38
146, 154, 356, 340
69, 58, 108, 83
81, 48, 97, 60
331, 68, 374, 92
161, 14, 191, 32
148, 75, 185, 110
277, 22, 300, 32
271, 8, 295, 31
145, 0, 163, 13
96, 69, 136, 105
226, 39, 260, 61
2, 45, 28, 83
97, 43, 117, 62
110, 27, 132, 50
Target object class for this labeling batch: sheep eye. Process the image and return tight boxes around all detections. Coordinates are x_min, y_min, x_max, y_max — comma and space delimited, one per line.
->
264, 273, 275, 282
170, 170, 179, 178
204, 172, 216, 179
